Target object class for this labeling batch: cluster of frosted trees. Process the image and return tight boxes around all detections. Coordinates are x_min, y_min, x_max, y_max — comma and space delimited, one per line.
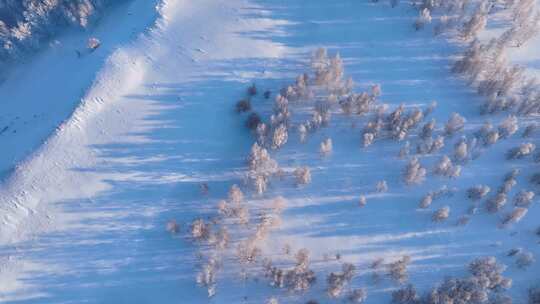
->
188, 184, 288, 298
392, 257, 512, 304
381, 0, 540, 116
0, 0, 114, 61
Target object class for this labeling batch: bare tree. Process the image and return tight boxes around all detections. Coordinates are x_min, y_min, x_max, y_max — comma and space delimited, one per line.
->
376, 180, 389, 193
444, 113, 466, 136
320, 138, 333, 156
415, 8, 432, 30
348, 288, 367, 303
507, 143, 535, 159
392, 284, 418, 304
514, 190, 535, 207
403, 157, 427, 185
433, 155, 461, 178
487, 193, 508, 213
295, 166, 312, 186
467, 185, 491, 201
388, 255, 412, 284
502, 207, 528, 226
433, 206, 450, 222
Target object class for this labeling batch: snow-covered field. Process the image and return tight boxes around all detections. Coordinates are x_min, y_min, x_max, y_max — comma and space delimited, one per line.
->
1, 0, 540, 303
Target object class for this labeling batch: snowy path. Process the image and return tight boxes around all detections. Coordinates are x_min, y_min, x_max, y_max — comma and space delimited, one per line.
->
1, 0, 539, 303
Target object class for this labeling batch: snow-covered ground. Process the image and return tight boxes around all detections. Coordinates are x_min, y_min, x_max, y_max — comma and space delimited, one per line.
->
0, 0, 539, 303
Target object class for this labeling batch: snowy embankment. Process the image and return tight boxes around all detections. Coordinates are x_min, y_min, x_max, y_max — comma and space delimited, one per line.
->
1, 0, 540, 303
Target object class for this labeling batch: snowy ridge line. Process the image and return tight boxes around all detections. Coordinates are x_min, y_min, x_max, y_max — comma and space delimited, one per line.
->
0, 1, 167, 244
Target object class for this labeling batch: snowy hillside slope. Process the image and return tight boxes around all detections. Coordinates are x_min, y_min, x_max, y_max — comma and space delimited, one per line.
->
1, 0, 540, 303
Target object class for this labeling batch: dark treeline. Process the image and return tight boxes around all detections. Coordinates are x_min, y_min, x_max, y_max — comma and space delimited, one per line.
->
0, 0, 122, 62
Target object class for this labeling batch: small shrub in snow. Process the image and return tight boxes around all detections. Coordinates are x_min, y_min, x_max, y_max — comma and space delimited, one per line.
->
295, 167, 312, 186
376, 180, 388, 193
454, 139, 469, 162
166, 219, 180, 234
506, 168, 520, 181
420, 119, 436, 140
507, 143, 535, 159
256, 123, 268, 145
499, 178, 517, 194
419, 193, 433, 209
502, 207, 528, 226
320, 138, 333, 156
516, 251, 535, 269
228, 184, 244, 204
415, 8, 432, 30
485, 130, 500, 146
417, 136, 445, 155
88, 37, 101, 51
363, 132, 375, 148
499, 170, 519, 193
191, 219, 210, 241
487, 193, 508, 213
433, 155, 461, 178
514, 190, 535, 207
298, 123, 308, 143
271, 124, 288, 150
467, 185, 491, 201
399, 141, 411, 158
391, 284, 418, 304
266, 297, 279, 304
499, 115, 519, 139
348, 288, 367, 303
246, 112, 262, 130
236, 240, 262, 264
327, 263, 356, 298
388, 255, 412, 284
403, 157, 427, 185
432, 206, 450, 222
444, 113, 466, 136
215, 228, 229, 250
196, 257, 218, 298
359, 195, 367, 207
235, 99, 251, 113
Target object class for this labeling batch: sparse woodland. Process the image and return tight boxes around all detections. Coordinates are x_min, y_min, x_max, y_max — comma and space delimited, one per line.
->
163, 0, 540, 302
